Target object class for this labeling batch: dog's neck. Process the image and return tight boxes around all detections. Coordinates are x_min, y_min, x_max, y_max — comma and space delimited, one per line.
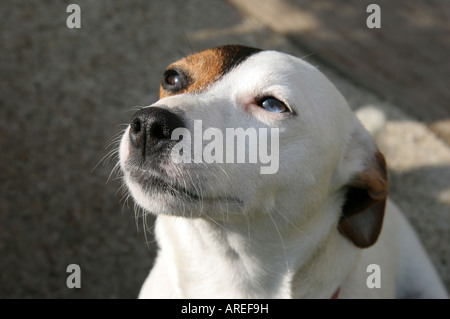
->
154, 200, 359, 298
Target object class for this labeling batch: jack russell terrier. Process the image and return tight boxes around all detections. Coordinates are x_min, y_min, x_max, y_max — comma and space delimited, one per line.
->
118, 45, 448, 298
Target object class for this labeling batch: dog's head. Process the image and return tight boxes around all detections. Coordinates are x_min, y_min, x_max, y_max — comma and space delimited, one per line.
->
119, 45, 388, 248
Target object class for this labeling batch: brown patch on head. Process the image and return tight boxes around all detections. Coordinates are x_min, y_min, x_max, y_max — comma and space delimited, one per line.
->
159, 45, 261, 99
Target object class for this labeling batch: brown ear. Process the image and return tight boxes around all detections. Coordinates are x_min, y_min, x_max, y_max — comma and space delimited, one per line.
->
338, 151, 388, 248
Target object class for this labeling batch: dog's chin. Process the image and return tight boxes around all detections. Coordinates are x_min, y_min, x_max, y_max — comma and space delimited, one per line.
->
123, 171, 244, 218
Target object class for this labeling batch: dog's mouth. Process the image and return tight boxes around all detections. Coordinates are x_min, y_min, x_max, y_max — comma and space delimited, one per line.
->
126, 165, 243, 205
128, 166, 201, 201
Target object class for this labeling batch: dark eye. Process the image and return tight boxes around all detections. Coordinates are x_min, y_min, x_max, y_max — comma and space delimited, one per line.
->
257, 97, 289, 113
162, 69, 187, 93
166, 73, 181, 86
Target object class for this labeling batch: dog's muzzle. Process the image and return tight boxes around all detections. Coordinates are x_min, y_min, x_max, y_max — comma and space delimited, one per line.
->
124, 106, 205, 202
129, 106, 185, 161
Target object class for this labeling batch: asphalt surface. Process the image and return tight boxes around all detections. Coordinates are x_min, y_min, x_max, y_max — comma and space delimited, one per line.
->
1, 0, 448, 298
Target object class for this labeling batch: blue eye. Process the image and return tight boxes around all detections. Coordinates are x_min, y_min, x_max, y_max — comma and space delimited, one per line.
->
258, 97, 288, 113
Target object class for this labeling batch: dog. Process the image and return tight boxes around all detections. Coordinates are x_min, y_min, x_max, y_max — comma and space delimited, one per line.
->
118, 45, 448, 298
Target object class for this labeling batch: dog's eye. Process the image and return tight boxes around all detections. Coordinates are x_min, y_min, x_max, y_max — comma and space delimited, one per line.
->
166, 74, 181, 86
162, 69, 187, 93
257, 97, 289, 113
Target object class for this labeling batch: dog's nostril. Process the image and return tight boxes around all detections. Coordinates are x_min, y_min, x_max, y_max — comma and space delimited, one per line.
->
130, 117, 145, 149
131, 118, 142, 134
149, 122, 167, 140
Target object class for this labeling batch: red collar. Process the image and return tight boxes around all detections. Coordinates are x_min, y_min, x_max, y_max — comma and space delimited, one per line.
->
331, 287, 341, 299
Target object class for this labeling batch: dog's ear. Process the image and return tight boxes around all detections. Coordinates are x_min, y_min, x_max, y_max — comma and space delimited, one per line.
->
338, 151, 388, 248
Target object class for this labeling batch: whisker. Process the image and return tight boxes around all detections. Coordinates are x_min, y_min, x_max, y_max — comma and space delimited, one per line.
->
268, 212, 291, 273
115, 181, 129, 196
300, 52, 316, 60
199, 212, 230, 235
181, 29, 195, 55
121, 105, 145, 114
107, 162, 122, 184
104, 128, 127, 148
104, 136, 123, 150
272, 207, 323, 249
91, 148, 118, 173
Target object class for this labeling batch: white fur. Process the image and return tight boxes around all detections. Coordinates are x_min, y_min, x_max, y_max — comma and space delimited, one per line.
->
119, 50, 448, 299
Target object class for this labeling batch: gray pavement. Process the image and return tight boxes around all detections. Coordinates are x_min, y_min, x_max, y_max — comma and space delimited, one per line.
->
0, 0, 448, 298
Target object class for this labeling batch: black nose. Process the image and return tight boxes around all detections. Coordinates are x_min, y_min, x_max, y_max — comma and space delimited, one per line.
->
129, 107, 185, 157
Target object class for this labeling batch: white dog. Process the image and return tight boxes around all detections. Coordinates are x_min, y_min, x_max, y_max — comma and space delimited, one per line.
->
118, 45, 448, 298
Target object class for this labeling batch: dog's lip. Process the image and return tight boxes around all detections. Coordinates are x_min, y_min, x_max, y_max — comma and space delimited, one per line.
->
128, 167, 200, 200
127, 166, 243, 204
